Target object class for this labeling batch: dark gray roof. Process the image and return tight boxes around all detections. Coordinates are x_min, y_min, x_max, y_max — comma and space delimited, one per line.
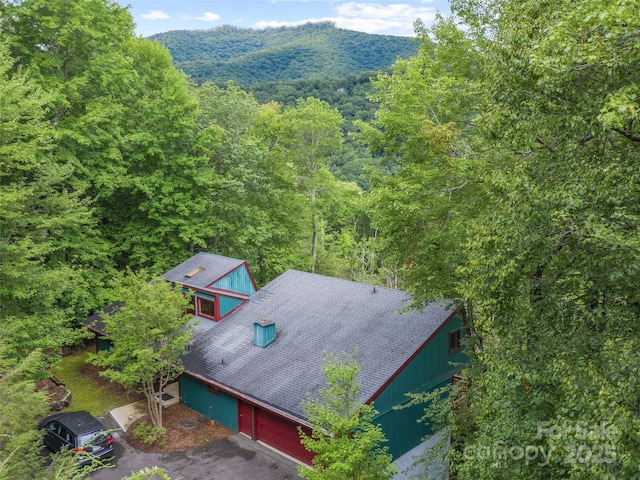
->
163, 252, 246, 291
183, 269, 455, 422
83, 301, 123, 334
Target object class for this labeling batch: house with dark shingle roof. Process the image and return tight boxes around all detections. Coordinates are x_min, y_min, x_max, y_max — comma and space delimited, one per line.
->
87, 252, 466, 464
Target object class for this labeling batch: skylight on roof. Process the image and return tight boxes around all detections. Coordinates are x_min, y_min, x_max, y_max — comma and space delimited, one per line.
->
185, 267, 204, 278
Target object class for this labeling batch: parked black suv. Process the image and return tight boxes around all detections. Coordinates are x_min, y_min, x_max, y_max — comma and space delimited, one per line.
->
39, 411, 114, 464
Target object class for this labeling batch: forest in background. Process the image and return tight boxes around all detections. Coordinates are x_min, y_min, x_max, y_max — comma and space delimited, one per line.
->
2, 0, 640, 479
151, 23, 417, 189
149, 22, 418, 84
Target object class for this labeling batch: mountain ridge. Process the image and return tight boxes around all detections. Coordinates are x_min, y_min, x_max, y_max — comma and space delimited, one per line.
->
149, 22, 419, 85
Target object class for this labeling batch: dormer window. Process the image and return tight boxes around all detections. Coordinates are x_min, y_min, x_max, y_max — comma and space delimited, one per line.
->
198, 297, 216, 319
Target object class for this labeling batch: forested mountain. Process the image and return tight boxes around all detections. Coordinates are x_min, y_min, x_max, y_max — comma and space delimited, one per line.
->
151, 23, 409, 188
149, 22, 418, 84
248, 73, 384, 189
3, 0, 640, 478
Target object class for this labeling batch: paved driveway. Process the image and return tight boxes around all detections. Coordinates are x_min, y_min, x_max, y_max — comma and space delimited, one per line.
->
91, 432, 302, 480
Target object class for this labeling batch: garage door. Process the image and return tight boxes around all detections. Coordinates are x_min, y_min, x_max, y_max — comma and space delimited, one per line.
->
238, 401, 314, 465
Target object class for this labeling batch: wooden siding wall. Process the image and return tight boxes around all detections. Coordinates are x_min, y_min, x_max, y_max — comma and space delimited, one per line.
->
372, 316, 466, 459
219, 295, 243, 317
212, 266, 256, 296
180, 375, 238, 431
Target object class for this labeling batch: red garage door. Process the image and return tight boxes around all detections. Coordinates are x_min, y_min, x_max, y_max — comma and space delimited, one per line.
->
238, 401, 314, 465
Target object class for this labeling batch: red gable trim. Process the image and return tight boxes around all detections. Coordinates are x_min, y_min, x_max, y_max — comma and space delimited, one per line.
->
184, 286, 251, 301
242, 261, 259, 292
366, 310, 458, 404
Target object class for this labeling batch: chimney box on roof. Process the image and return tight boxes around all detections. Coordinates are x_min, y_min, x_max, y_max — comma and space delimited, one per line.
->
254, 318, 276, 347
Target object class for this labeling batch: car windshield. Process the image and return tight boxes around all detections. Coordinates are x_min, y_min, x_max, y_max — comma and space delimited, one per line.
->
78, 430, 108, 447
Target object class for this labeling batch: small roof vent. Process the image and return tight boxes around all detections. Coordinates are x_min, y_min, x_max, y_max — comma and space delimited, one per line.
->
185, 266, 204, 278
254, 317, 276, 348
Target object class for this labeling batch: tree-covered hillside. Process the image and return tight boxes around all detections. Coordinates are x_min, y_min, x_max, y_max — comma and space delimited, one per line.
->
249, 73, 384, 189
149, 22, 418, 84
4, 1, 640, 478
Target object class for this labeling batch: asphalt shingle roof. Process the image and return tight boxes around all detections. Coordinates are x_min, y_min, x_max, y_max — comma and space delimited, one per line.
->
83, 301, 123, 334
163, 252, 246, 291
183, 269, 455, 422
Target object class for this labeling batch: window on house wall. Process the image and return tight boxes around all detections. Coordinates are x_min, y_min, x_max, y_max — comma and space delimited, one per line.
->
198, 297, 215, 319
449, 328, 461, 354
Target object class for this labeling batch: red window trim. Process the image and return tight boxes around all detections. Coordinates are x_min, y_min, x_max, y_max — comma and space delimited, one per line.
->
197, 296, 217, 320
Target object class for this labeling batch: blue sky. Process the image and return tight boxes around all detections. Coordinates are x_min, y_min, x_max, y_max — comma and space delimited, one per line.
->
116, 1, 451, 38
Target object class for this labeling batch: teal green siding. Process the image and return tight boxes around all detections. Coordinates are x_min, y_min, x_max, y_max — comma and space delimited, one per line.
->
180, 375, 238, 431
212, 266, 256, 296
372, 316, 466, 459
219, 295, 243, 317
254, 322, 276, 347
194, 291, 215, 301
97, 337, 112, 352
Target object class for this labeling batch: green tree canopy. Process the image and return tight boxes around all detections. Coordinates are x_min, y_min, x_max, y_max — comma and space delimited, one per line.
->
280, 97, 345, 273
90, 272, 193, 427
0, 343, 48, 480
0, 42, 94, 359
418, 0, 640, 478
298, 350, 396, 480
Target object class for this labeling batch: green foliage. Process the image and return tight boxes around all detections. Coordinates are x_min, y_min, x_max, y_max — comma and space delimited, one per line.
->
298, 350, 396, 480
353, 2, 640, 478
105, 38, 211, 273
250, 73, 382, 190
0, 41, 93, 360
42, 451, 108, 480
121, 467, 172, 480
279, 97, 346, 274
379, 1, 640, 479
358, 15, 487, 300
133, 421, 167, 449
151, 23, 418, 85
190, 83, 308, 283
0, 342, 48, 480
89, 272, 193, 427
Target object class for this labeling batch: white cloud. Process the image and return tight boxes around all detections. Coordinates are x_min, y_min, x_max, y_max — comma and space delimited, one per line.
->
255, 19, 319, 29
256, 2, 437, 35
140, 10, 170, 20
195, 12, 221, 22
337, 2, 436, 23
334, 17, 408, 34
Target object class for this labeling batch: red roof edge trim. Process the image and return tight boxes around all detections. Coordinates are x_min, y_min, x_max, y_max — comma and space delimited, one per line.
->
366, 309, 458, 404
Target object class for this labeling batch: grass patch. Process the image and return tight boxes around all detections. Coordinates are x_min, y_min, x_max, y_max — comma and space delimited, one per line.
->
52, 346, 140, 417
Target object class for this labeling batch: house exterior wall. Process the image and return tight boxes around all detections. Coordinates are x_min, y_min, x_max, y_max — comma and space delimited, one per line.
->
219, 295, 243, 317
211, 265, 256, 296
371, 315, 466, 459
97, 337, 112, 352
238, 400, 315, 464
180, 374, 238, 431
192, 290, 244, 320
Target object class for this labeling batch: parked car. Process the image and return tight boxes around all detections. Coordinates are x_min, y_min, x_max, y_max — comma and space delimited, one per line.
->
39, 411, 114, 464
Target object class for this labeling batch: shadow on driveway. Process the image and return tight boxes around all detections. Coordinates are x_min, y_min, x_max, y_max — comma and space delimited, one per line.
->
91, 432, 302, 480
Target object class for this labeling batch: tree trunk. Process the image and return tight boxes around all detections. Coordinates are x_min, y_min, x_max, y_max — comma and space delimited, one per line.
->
311, 211, 317, 274
145, 381, 164, 427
